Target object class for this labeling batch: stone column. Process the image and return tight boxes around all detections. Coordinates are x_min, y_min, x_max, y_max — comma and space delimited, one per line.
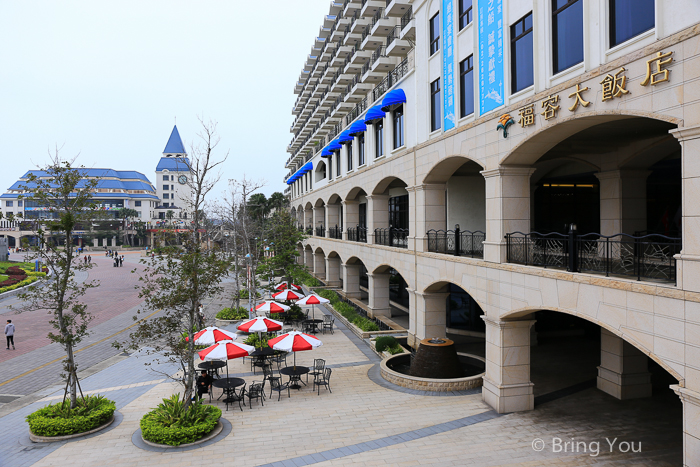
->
671, 126, 700, 292
367, 272, 391, 318
342, 200, 359, 240
481, 167, 535, 264
325, 256, 341, 286
313, 251, 326, 277
297, 244, 304, 264
596, 328, 651, 400
671, 385, 700, 467
304, 248, 313, 268
414, 184, 446, 252
413, 291, 449, 341
595, 170, 650, 236
482, 316, 536, 413
313, 206, 325, 236
342, 262, 361, 298
406, 288, 418, 348
406, 186, 417, 250
366, 194, 389, 245
304, 207, 313, 231
326, 203, 341, 236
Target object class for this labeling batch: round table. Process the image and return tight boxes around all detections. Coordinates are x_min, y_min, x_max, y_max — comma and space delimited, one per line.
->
212, 377, 246, 410
250, 347, 276, 373
198, 360, 226, 378
280, 366, 310, 389
303, 319, 323, 334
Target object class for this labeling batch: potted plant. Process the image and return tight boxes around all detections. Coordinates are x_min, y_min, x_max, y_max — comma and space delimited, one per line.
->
140, 394, 221, 447
214, 306, 249, 327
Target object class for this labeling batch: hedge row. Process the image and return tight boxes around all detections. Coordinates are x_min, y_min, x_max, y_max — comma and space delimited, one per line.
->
26, 397, 115, 437
0, 275, 39, 294
316, 289, 380, 332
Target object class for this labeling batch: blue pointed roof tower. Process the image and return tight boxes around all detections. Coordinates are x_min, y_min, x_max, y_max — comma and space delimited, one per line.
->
163, 125, 186, 155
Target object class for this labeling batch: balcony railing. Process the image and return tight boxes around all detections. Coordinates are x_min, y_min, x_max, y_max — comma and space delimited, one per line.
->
387, 25, 399, 47
315, 226, 326, 237
329, 225, 343, 239
427, 229, 485, 258
347, 225, 367, 243
306, 225, 313, 236
374, 227, 408, 248
505, 231, 681, 284
400, 6, 413, 30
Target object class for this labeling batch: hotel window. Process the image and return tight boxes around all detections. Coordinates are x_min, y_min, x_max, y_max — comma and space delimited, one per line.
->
429, 13, 440, 55
135, 201, 141, 207
389, 195, 409, 230
460, 55, 474, 117
328, 156, 333, 180
393, 105, 404, 149
459, 0, 472, 30
375, 121, 384, 158
552, 0, 583, 74
358, 135, 365, 166
163, 193, 169, 199
510, 12, 534, 93
336, 153, 341, 176
17, 200, 22, 207
162, 175, 169, 181
5, 201, 12, 207
430, 79, 441, 132
163, 185, 169, 190
610, 0, 654, 47
347, 143, 353, 171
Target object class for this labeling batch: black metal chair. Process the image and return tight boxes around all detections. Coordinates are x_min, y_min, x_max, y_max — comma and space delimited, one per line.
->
245, 382, 265, 409
308, 358, 325, 384
314, 368, 332, 395
322, 315, 334, 334
269, 378, 291, 401
263, 365, 281, 388
226, 382, 246, 411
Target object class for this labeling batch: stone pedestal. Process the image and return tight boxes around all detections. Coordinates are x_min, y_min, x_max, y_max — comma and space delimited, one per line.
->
482, 316, 536, 413
367, 272, 391, 318
672, 385, 700, 467
597, 328, 652, 400
342, 263, 361, 298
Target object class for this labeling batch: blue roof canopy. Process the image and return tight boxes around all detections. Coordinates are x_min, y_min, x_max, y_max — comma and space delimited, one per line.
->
286, 162, 314, 185
348, 120, 367, 136
380, 88, 407, 112
156, 157, 192, 172
364, 105, 386, 123
338, 131, 353, 145
328, 140, 342, 151
321, 148, 333, 158
163, 125, 187, 154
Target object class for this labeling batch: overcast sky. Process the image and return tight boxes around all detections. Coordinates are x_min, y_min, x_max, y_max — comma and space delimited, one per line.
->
0, 0, 330, 197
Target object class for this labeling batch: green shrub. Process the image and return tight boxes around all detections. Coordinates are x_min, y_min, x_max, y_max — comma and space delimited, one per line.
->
26, 395, 116, 437
0, 276, 39, 294
375, 336, 399, 353
287, 304, 305, 321
237, 289, 262, 299
317, 289, 340, 304
140, 394, 221, 446
216, 307, 248, 320
293, 269, 321, 287
353, 317, 380, 332
387, 344, 404, 355
243, 332, 273, 348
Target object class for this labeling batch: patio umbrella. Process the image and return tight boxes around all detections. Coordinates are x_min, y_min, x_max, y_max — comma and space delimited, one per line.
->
237, 316, 283, 333
186, 326, 238, 345
198, 341, 256, 378
254, 301, 291, 314
268, 330, 322, 369
295, 293, 330, 320
274, 281, 302, 292
273, 289, 305, 301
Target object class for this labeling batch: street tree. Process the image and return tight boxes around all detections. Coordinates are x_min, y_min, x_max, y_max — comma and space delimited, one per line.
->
258, 209, 305, 288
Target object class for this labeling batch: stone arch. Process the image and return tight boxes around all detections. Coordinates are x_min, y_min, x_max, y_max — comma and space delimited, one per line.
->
423, 279, 487, 311
345, 186, 368, 201
326, 193, 342, 205
314, 246, 325, 255
372, 176, 409, 195
371, 263, 412, 289
422, 155, 486, 184
314, 198, 325, 208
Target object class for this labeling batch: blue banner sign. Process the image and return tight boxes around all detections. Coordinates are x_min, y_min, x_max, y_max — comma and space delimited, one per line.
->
478, 0, 504, 115
442, 0, 456, 131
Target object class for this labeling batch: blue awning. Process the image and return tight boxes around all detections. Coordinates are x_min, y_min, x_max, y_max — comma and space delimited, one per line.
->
321, 148, 333, 158
380, 88, 406, 111
348, 119, 367, 136
364, 105, 386, 123
286, 162, 314, 184
328, 140, 342, 151
338, 131, 354, 145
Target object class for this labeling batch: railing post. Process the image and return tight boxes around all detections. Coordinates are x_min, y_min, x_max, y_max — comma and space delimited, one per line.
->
454, 225, 460, 256
506, 234, 511, 263
388, 226, 393, 247
635, 236, 641, 281
567, 224, 578, 273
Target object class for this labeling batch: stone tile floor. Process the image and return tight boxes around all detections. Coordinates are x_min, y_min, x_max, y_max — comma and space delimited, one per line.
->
0, 303, 683, 466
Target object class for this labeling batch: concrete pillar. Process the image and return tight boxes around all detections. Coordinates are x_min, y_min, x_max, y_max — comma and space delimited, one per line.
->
367, 194, 389, 245
304, 248, 313, 268
595, 170, 650, 237
342, 262, 361, 298
406, 288, 418, 348
304, 207, 313, 231
481, 167, 535, 264
482, 316, 536, 413
296, 244, 304, 264
414, 291, 449, 341
92, 238, 97, 247
342, 200, 359, 240
671, 126, 700, 292
313, 206, 325, 235
367, 272, 391, 318
325, 256, 341, 287
406, 186, 417, 250
326, 204, 341, 236
597, 328, 651, 400
671, 385, 700, 467
414, 184, 446, 252
313, 251, 326, 277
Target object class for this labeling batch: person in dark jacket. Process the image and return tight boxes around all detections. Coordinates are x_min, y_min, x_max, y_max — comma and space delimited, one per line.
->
196, 370, 213, 400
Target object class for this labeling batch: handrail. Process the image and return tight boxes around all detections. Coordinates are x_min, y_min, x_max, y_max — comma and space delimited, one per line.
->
374, 227, 408, 248
426, 229, 485, 258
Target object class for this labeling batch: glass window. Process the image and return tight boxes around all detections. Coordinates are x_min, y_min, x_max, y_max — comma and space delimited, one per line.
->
393, 105, 404, 149
358, 135, 365, 166
610, 0, 654, 47
430, 79, 441, 132
336, 152, 341, 176
135, 201, 141, 207
347, 143, 353, 171
460, 55, 474, 117
5, 201, 12, 207
511, 12, 534, 93
328, 156, 333, 180
171, 175, 174, 181
389, 195, 409, 230
163, 193, 169, 199
429, 13, 440, 55
17, 200, 22, 207
162, 175, 169, 180
359, 203, 367, 228
459, 0, 472, 30
163, 185, 169, 190
552, 0, 583, 74
375, 121, 384, 158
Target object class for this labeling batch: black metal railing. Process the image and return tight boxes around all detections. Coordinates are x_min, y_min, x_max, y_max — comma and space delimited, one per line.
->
347, 225, 367, 243
298, 225, 304, 232
374, 227, 408, 248
306, 225, 313, 236
400, 6, 413, 30
329, 225, 342, 239
427, 229, 485, 258
505, 231, 681, 284
315, 226, 325, 237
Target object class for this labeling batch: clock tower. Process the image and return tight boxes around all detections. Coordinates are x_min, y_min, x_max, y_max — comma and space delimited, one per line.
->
154, 125, 193, 222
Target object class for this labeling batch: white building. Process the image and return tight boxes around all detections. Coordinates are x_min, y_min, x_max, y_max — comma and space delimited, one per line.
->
286, 1, 700, 464
154, 125, 193, 222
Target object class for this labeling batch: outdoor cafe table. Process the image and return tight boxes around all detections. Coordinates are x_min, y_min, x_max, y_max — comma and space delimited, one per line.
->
198, 360, 226, 378
212, 377, 245, 410
280, 366, 310, 389
250, 347, 276, 372
303, 319, 323, 334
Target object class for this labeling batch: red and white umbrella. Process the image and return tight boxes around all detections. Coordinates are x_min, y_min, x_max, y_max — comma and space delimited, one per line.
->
268, 331, 322, 368
186, 326, 238, 345
273, 289, 305, 301
255, 301, 291, 314
295, 293, 330, 321
198, 341, 256, 378
237, 316, 283, 333
275, 282, 302, 291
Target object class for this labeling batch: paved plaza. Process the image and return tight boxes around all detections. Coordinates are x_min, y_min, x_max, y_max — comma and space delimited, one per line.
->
0, 259, 683, 466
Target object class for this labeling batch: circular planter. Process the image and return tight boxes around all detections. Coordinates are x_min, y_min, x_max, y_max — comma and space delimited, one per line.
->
380, 353, 485, 392
29, 414, 115, 443
140, 420, 223, 448
214, 318, 242, 328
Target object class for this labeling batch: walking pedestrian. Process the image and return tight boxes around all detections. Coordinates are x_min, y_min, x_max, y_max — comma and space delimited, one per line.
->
88, 255, 92, 264
119, 256, 123, 267
84, 256, 88, 265
5, 319, 15, 350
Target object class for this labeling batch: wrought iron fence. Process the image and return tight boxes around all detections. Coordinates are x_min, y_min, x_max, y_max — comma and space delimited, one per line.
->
400, 6, 413, 30
315, 226, 325, 237
329, 225, 342, 239
305, 225, 313, 236
505, 231, 681, 283
387, 26, 399, 47
374, 227, 408, 248
426, 229, 485, 258
347, 225, 367, 243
